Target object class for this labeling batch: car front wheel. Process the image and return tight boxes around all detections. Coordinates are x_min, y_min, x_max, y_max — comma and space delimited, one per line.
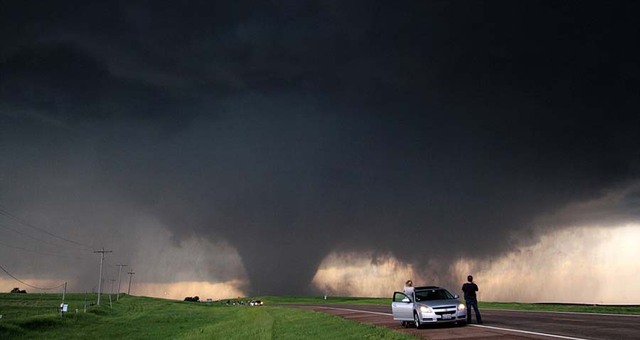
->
414, 312, 422, 329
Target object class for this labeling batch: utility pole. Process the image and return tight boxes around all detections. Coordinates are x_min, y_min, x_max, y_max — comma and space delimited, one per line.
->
62, 282, 67, 304
60, 282, 67, 317
94, 248, 112, 306
115, 264, 127, 301
127, 270, 135, 295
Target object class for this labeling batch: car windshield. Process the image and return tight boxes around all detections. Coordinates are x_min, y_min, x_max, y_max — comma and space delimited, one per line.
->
414, 289, 454, 301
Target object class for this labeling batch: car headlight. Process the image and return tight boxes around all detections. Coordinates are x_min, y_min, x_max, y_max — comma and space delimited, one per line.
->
419, 306, 434, 314
458, 303, 466, 311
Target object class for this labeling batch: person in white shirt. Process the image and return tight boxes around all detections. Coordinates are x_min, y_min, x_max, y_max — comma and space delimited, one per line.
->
403, 279, 414, 300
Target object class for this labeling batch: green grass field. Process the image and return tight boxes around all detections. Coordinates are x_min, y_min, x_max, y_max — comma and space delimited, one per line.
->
0, 293, 416, 339
2, 293, 639, 339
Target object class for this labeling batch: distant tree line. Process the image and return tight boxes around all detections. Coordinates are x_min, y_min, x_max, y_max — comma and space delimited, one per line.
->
10, 287, 27, 294
184, 296, 199, 302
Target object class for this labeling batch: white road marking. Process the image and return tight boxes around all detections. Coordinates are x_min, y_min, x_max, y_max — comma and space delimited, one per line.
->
314, 306, 595, 340
473, 324, 590, 340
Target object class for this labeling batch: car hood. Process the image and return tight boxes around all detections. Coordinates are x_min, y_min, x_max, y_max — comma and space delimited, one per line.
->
417, 299, 460, 308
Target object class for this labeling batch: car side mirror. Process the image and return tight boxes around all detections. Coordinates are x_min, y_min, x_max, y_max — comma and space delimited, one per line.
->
402, 297, 410, 303
454, 294, 459, 299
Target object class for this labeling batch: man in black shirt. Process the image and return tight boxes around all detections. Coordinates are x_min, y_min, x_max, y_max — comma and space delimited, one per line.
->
462, 275, 483, 324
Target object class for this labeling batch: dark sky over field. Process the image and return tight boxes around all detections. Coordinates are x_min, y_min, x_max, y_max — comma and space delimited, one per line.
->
1, 1, 639, 296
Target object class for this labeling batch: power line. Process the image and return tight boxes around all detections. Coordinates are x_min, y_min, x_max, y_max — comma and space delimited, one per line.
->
0, 262, 66, 291
0, 220, 79, 251
0, 239, 86, 261
0, 208, 93, 250
0, 207, 93, 251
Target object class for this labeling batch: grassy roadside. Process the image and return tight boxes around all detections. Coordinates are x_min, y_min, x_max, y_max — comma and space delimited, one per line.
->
251, 295, 391, 305
251, 296, 640, 315
0, 293, 416, 339
3, 294, 639, 339
248, 296, 640, 315
479, 302, 640, 315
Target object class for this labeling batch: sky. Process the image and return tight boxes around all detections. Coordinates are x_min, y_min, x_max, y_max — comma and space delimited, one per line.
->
1, 1, 639, 302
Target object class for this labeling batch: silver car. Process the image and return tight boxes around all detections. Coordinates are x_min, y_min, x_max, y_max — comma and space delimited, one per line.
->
391, 286, 467, 328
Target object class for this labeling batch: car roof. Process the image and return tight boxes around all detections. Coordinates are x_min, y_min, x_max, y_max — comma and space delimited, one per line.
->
414, 286, 441, 290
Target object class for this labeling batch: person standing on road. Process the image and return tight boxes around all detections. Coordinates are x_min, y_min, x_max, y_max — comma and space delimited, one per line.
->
462, 275, 482, 324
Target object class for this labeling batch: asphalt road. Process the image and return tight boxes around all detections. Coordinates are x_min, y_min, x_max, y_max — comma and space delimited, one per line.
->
292, 304, 640, 340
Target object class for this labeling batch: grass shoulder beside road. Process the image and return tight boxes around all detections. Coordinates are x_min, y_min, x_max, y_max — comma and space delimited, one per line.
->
479, 302, 640, 315
252, 296, 640, 315
0, 293, 416, 339
252, 295, 390, 305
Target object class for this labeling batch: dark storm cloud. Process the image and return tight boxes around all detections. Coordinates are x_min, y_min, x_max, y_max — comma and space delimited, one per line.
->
1, 1, 639, 294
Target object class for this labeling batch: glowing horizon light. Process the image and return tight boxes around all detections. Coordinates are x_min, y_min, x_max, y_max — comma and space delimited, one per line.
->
0, 278, 68, 293
0, 215, 251, 301
311, 252, 420, 297
452, 224, 640, 304
134, 279, 247, 300
312, 224, 640, 304
0, 278, 248, 301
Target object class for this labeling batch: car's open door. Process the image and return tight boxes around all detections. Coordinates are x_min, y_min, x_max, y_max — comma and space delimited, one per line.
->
391, 292, 413, 321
